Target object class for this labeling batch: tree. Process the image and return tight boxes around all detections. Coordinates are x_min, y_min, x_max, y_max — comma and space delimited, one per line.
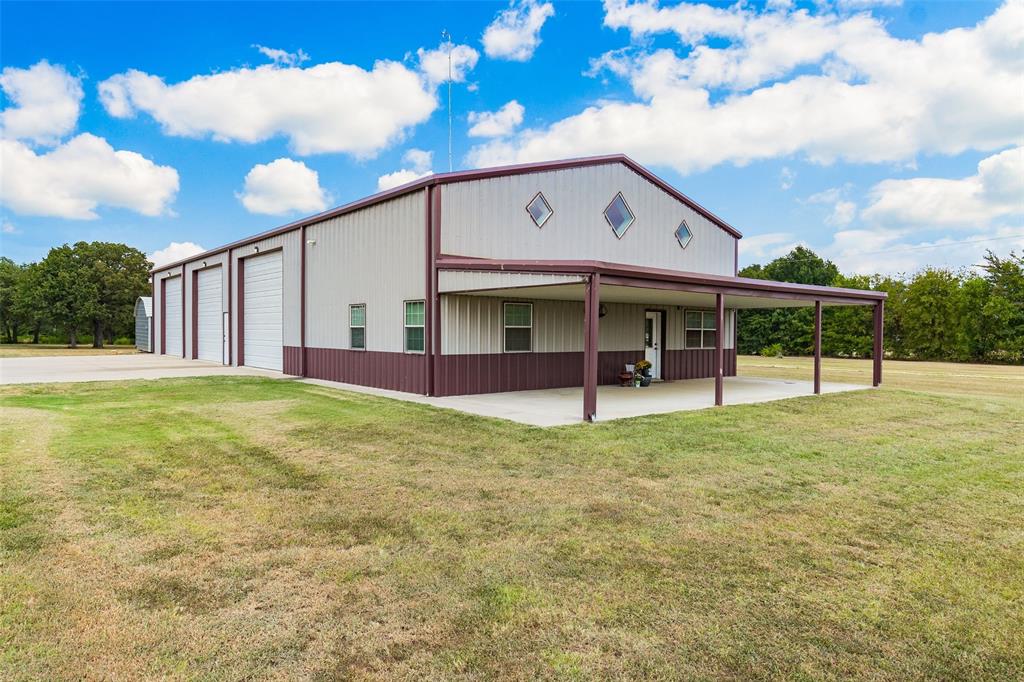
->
738, 247, 840, 355
978, 250, 1024, 362
38, 245, 96, 347
0, 257, 24, 343
898, 268, 964, 361
76, 242, 151, 347
14, 263, 50, 344
822, 274, 873, 357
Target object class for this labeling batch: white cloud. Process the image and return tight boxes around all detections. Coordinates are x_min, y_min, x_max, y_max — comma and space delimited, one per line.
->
2, 219, 18, 234
377, 148, 434, 191
469, 1, 1024, 175
821, 227, 1024, 276
861, 147, 1024, 229
0, 134, 179, 220
149, 241, 205, 268
99, 59, 438, 157
252, 44, 310, 67
807, 185, 857, 227
417, 42, 480, 88
482, 0, 556, 61
0, 60, 83, 146
237, 158, 329, 216
740, 232, 799, 260
836, 0, 902, 9
468, 100, 525, 137
780, 166, 795, 190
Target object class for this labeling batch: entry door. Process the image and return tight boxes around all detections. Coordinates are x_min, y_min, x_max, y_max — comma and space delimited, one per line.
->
243, 251, 283, 371
645, 311, 662, 379
196, 267, 223, 363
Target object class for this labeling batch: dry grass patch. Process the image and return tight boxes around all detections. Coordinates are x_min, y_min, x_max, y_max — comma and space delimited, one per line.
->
0, 344, 140, 358
1, 373, 1022, 680
738, 354, 1024, 399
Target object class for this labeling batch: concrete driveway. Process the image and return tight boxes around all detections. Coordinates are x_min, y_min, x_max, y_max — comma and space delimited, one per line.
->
0, 353, 284, 385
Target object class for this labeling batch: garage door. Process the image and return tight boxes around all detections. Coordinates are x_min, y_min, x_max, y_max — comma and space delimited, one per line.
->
243, 251, 283, 371
164, 277, 182, 356
196, 267, 223, 363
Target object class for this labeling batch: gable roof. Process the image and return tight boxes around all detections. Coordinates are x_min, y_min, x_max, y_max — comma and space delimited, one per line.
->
151, 155, 742, 273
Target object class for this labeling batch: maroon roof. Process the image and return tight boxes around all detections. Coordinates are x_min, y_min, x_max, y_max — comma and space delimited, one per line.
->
151, 154, 742, 273
436, 256, 887, 304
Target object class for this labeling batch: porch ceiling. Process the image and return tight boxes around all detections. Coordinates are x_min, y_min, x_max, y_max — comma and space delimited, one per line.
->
445, 282, 855, 309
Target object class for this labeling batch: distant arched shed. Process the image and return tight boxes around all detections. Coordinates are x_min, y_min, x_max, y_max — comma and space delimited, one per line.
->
135, 296, 153, 352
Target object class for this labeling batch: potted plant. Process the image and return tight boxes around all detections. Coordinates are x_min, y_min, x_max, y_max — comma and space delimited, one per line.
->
635, 360, 653, 387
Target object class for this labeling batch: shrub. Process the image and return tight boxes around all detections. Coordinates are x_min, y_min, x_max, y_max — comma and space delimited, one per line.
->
759, 343, 784, 358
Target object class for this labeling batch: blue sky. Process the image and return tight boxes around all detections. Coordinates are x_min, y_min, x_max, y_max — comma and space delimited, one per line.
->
1, 0, 1021, 274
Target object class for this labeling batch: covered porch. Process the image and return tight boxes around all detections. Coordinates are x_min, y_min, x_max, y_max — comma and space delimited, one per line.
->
435, 258, 887, 422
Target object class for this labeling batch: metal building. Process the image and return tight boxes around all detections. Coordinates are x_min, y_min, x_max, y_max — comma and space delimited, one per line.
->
150, 155, 886, 421
134, 296, 152, 352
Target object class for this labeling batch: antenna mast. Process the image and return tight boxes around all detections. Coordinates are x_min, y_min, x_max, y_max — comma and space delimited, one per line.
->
441, 28, 453, 172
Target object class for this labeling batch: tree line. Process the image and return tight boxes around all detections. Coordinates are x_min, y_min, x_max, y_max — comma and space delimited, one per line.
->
0, 242, 151, 347
738, 246, 1024, 364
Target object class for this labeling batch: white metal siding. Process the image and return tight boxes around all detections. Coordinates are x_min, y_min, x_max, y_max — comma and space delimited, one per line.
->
196, 267, 223, 363
439, 270, 585, 293
442, 295, 735, 354
243, 251, 283, 371
441, 162, 736, 276
305, 191, 425, 352
164, 277, 183, 356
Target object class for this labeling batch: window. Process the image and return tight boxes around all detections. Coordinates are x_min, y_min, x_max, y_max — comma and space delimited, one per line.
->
350, 304, 365, 350
675, 220, 693, 248
604, 192, 635, 238
685, 310, 717, 349
404, 301, 425, 353
503, 302, 533, 353
526, 192, 553, 228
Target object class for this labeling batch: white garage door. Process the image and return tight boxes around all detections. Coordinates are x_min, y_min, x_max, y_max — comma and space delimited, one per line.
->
243, 251, 283, 371
164, 277, 182, 356
196, 267, 223, 363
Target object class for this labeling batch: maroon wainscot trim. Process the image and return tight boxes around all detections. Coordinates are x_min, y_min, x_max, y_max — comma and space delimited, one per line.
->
295, 347, 428, 394
434, 348, 737, 397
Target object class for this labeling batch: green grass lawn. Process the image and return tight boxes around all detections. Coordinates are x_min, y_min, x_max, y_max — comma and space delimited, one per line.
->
1, 366, 1022, 679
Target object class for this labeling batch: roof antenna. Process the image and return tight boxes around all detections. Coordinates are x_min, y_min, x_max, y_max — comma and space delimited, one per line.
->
441, 28, 453, 173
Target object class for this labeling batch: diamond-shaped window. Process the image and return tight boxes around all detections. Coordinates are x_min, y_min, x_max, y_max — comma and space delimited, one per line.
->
604, 192, 635, 239
526, 192, 553, 228
675, 220, 693, 248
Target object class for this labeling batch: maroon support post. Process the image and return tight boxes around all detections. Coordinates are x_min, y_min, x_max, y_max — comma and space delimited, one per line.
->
583, 273, 600, 421
714, 292, 724, 406
814, 300, 822, 395
873, 300, 884, 386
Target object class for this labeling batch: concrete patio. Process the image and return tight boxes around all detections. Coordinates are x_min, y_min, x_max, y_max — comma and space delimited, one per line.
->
304, 375, 871, 427
0, 353, 282, 385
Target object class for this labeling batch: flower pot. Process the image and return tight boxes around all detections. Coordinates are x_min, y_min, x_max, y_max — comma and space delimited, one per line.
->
642, 368, 652, 378
640, 376, 652, 387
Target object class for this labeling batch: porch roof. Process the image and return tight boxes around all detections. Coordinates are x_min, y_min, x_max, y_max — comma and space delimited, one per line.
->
437, 257, 886, 309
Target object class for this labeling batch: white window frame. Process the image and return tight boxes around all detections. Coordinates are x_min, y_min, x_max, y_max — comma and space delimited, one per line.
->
684, 309, 718, 349
404, 300, 425, 354
503, 301, 534, 353
349, 304, 366, 350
